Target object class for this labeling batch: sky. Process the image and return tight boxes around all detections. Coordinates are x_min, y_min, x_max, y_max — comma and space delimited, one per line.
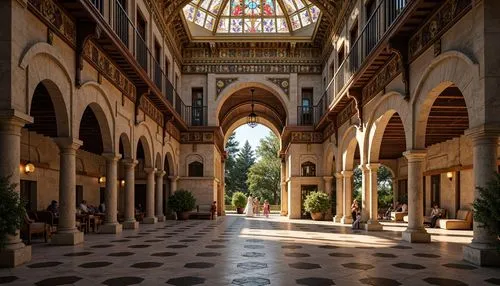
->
232, 124, 272, 151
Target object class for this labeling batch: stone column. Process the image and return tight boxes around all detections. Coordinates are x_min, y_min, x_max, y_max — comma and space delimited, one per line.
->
323, 176, 333, 220
333, 172, 343, 223
155, 170, 166, 222
341, 170, 353, 224
365, 163, 383, 231
52, 137, 85, 245
220, 161, 225, 216
100, 153, 122, 234
280, 160, 288, 216
360, 165, 370, 222
168, 175, 178, 194
392, 179, 399, 205
402, 150, 430, 242
463, 125, 500, 266
143, 168, 158, 224
0, 112, 32, 267
122, 159, 139, 229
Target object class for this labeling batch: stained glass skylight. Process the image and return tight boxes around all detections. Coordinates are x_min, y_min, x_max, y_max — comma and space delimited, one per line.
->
182, 0, 320, 34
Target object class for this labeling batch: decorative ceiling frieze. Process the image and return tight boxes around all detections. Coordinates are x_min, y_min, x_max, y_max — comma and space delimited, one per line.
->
267, 78, 290, 97
216, 78, 238, 98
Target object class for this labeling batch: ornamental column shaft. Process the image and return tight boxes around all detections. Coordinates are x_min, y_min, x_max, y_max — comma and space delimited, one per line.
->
155, 170, 166, 222
0, 112, 32, 267
463, 125, 500, 266
122, 159, 138, 229
100, 153, 122, 234
360, 165, 370, 222
143, 168, 157, 224
333, 172, 343, 223
52, 137, 84, 245
366, 163, 382, 231
402, 150, 430, 242
341, 170, 353, 224
323, 176, 333, 220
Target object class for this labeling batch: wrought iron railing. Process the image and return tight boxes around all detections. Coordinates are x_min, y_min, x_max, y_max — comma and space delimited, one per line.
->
114, 1, 128, 45
185, 106, 208, 126
297, 106, 314, 126
90, 0, 104, 14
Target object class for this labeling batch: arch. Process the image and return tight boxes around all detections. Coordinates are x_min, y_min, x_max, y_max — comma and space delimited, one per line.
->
323, 142, 337, 176
186, 153, 204, 165
164, 151, 175, 176
412, 51, 480, 149
339, 126, 361, 171
223, 117, 282, 148
215, 80, 289, 124
78, 103, 113, 153
155, 152, 162, 170
365, 92, 411, 162
119, 132, 132, 159
137, 135, 153, 168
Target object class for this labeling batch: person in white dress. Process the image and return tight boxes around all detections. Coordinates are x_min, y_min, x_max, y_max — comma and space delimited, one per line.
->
244, 196, 254, 217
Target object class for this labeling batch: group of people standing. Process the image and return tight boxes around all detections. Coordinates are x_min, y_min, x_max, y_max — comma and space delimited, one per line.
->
243, 196, 270, 218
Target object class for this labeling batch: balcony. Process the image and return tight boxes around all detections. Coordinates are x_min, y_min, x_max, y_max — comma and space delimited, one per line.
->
297, 106, 314, 126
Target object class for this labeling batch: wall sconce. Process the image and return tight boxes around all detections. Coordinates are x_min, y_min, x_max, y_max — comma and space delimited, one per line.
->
24, 162, 35, 174
446, 172, 453, 181
120, 180, 125, 187
98, 176, 106, 184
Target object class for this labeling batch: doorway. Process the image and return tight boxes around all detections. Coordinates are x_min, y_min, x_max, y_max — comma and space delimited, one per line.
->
301, 185, 318, 219
20, 180, 37, 211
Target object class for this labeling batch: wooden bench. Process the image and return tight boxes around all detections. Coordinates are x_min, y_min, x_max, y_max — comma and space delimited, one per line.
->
21, 214, 48, 244
189, 204, 214, 220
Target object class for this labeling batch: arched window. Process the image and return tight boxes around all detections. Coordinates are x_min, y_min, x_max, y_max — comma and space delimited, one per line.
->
301, 161, 315, 177
188, 161, 204, 177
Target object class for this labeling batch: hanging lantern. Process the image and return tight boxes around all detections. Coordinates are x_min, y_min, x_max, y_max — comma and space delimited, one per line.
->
98, 176, 106, 184
24, 162, 35, 174
120, 179, 126, 187
247, 88, 258, 128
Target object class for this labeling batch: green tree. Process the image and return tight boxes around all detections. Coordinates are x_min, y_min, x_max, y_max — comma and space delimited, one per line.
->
248, 132, 281, 204
224, 132, 239, 203
352, 165, 393, 208
232, 140, 255, 194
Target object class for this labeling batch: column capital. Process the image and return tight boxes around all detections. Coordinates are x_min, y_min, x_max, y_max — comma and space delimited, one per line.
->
403, 149, 427, 162
465, 124, 500, 142
366, 162, 381, 171
359, 165, 369, 172
102, 153, 121, 162
121, 158, 138, 167
334, 172, 343, 179
144, 167, 157, 174
341, 170, 353, 178
323, 176, 333, 182
168, 175, 179, 181
54, 137, 83, 151
0, 109, 33, 130
155, 170, 166, 177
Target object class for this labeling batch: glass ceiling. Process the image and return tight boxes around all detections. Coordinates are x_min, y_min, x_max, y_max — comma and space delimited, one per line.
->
182, 0, 320, 34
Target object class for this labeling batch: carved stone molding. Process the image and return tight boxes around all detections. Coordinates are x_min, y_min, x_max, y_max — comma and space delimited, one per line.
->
28, 0, 76, 45
83, 40, 136, 101
215, 78, 238, 99
182, 64, 321, 74
337, 100, 357, 127
362, 55, 402, 104
140, 96, 164, 127
180, 132, 215, 144
267, 78, 290, 97
290, 132, 323, 144
409, 0, 471, 61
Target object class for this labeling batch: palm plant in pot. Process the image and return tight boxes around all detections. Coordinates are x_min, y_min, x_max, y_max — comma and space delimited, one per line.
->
232, 192, 246, 214
304, 191, 331, 221
167, 189, 196, 220
472, 173, 500, 250
0, 177, 25, 261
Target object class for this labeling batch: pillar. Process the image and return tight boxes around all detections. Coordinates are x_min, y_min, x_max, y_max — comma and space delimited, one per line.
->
333, 172, 343, 223
155, 170, 166, 222
365, 163, 383, 231
360, 165, 369, 222
143, 168, 157, 224
51, 137, 85, 245
280, 160, 288, 216
167, 175, 178, 216
323, 176, 333, 220
122, 159, 139, 229
463, 125, 500, 266
0, 112, 32, 267
340, 170, 353, 224
402, 150, 430, 242
100, 153, 122, 234
220, 161, 225, 216
392, 179, 399, 205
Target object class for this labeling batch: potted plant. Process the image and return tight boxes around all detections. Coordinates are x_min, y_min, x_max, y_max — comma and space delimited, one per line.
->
167, 189, 196, 220
232, 192, 247, 214
304, 191, 331, 221
472, 173, 500, 250
0, 177, 25, 258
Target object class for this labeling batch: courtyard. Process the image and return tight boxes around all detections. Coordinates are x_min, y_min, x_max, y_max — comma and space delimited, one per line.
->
0, 215, 498, 286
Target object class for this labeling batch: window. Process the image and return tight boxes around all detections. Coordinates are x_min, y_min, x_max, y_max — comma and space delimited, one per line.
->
300, 88, 313, 125
188, 161, 204, 177
301, 161, 316, 177
115, 0, 128, 45
192, 88, 204, 126
349, 21, 358, 73
365, 0, 377, 55
337, 44, 345, 69
154, 41, 162, 88
136, 12, 147, 70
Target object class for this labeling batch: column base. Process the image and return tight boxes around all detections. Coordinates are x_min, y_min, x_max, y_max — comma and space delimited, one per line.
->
402, 228, 431, 243
463, 243, 500, 267
156, 215, 166, 222
0, 244, 31, 268
99, 223, 123, 234
123, 220, 139, 229
142, 217, 158, 224
364, 221, 383, 231
51, 230, 84, 245
340, 216, 352, 224
333, 215, 343, 223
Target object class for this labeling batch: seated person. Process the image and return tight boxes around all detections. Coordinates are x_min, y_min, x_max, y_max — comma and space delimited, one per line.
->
352, 211, 362, 230
99, 202, 106, 213
384, 201, 400, 219
46, 200, 59, 217
401, 203, 408, 213
429, 202, 442, 228
79, 200, 89, 214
